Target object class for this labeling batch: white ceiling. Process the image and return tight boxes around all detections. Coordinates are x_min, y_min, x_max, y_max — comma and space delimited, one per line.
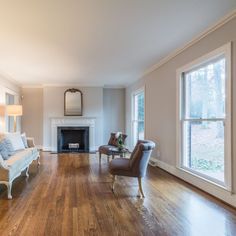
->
0, 0, 235, 87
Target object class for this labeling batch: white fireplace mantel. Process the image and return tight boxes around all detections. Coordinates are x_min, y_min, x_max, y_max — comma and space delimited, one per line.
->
51, 117, 96, 152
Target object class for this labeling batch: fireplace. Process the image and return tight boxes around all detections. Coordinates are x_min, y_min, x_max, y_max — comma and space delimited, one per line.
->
57, 127, 89, 153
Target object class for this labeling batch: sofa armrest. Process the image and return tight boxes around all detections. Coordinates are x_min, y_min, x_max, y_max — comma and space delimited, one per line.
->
27, 137, 35, 148
0, 155, 9, 170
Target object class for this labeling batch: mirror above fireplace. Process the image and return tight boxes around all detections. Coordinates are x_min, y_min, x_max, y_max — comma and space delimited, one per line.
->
64, 88, 83, 116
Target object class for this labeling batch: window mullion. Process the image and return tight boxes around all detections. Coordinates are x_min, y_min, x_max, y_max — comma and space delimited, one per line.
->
183, 118, 225, 122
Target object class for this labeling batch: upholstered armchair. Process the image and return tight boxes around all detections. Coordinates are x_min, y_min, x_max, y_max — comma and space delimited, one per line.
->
98, 133, 127, 162
109, 140, 155, 198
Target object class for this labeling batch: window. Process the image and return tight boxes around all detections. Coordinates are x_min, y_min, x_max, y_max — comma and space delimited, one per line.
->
177, 43, 231, 190
132, 88, 145, 147
5, 93, 15, 132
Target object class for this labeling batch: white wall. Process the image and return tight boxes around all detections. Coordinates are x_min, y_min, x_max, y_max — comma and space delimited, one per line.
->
126, 17, 236, 206
103, 88, 126, 142
43, 86, 104, 150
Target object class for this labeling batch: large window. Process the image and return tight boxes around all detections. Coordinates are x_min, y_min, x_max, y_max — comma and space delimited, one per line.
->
177, 43, 231, 190
5, 93, 15, 132
132, 88, 145, 147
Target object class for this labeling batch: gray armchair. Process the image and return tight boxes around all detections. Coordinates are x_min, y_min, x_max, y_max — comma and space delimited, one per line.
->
99, 133, 127, 162
109, 140, 155, 198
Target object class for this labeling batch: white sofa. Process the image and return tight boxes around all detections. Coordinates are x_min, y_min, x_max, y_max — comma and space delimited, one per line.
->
0, 137, 40, 199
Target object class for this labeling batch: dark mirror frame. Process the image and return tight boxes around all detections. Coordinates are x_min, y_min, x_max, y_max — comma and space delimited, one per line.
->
64, 88, 83, 116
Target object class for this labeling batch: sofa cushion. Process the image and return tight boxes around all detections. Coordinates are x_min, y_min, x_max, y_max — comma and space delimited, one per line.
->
21, 133, 29, 148
5, 132, 25, 151
109, 158, 131, 176
5, 149, 33, 171
0, 139, 10, 160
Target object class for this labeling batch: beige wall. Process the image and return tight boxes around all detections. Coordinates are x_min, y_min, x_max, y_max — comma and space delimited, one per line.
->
43, 86, 104, 149
21, 86, 126, 149
0, 76, 21, 132
21, 88, 43, 146
103, 88, 126, 142
126, 17, 236, 206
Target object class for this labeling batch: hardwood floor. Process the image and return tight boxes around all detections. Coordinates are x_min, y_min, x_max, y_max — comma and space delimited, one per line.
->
0, 152, 236, 236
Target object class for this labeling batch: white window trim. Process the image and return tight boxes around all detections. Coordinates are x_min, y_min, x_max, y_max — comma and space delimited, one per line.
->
5, 91, 19, 133
131, 86, 145, 148
176, 42, 232, 191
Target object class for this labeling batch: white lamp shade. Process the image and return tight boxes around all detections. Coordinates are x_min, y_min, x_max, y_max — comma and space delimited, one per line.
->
6, 105, 23, 116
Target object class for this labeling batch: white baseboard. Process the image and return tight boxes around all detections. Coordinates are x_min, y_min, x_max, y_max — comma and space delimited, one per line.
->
42, 146, 51, 152
42, 146, 98, 152
149, 157, 158, 167
155, 159, 236, 208
36, 145, 43, 150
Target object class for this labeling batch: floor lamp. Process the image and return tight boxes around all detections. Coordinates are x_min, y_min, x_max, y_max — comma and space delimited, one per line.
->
6, 105, 23, 132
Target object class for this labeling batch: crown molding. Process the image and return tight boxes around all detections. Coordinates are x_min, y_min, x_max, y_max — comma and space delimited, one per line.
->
103, 85, 126, 89
43, 83, 104, 88
21, 83, 102, 88
21, 85, 44, 89
21, 83, 126, 89
0, 71, 21, 87
142, 9, 236, 78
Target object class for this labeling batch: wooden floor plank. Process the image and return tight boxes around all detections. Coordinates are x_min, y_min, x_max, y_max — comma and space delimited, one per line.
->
0, 152, 236, 236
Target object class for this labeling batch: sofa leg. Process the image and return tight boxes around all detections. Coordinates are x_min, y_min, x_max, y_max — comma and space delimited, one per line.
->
112, 175, 116, 192
25, 167, 29, 177
7, 182, 12, 200
138, 177, 145, 198
37, 155, 41, 166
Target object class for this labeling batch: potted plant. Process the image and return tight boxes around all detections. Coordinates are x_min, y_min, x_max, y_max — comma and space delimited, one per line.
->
117, 133, 124, 150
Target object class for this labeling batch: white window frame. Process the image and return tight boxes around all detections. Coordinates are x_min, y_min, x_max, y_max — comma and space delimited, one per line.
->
131, 86, 145, 148
5, 90, 19, 133
176, 42, 232, 191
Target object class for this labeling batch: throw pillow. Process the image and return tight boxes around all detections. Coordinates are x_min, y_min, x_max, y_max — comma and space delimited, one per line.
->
0, 140, 10, 160
2, 138, 15, 156
21, 133, 28, 148
5, 132, 25, 151
108, 133, 116, 146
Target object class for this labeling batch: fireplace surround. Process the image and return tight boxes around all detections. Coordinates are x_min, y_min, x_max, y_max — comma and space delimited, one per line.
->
51, 117, 96, 152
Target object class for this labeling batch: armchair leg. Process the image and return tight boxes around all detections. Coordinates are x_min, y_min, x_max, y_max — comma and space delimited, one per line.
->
107, 155, 110, 162
7, 182, 12, 200
112, 175, 116, 192
99, 152, 101, 163
138, 177, 145, 198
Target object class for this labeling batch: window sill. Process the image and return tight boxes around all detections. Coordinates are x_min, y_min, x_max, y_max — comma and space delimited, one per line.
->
177, 166, 232, 193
